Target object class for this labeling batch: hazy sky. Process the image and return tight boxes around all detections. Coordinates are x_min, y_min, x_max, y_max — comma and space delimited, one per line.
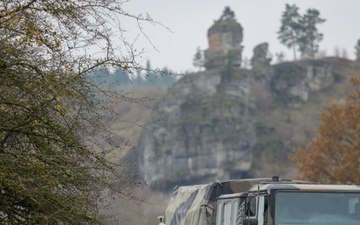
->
122, 0, 360, 73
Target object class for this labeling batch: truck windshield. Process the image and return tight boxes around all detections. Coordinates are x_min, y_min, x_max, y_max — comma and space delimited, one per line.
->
274, 191, 360, 225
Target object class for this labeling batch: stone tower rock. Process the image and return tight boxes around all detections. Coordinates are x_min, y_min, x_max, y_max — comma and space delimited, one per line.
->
205, 7, 243, 69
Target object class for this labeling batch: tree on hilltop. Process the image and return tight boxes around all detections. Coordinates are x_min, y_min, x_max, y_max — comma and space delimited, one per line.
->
297, 9, 326, 58
292, 76, 360, 184
278, 4, 325, 60
278, 4, 302, 60
219, 6, 236, 21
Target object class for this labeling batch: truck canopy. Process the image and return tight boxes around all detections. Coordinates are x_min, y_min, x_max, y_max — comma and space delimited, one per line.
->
165, 178, 268, 225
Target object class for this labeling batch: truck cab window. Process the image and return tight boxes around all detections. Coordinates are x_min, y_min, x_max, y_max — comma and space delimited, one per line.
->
275, 192, 360, 225
233, 201, 239, 225
223, 202, 231, 225
247, 197, 256, 217
236, 197, 256, 225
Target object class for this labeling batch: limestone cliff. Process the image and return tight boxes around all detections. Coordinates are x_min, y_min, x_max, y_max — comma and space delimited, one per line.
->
136, 6, 360, 187
138, 69, 255, 186
137, 57, 360, 187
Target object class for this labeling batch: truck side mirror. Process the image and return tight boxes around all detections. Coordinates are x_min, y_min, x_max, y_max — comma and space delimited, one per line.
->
157, 216, 165, 225
243, 218, 258, 225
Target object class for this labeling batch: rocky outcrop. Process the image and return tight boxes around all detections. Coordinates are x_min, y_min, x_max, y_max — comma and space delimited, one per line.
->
136, 6, 360, 187
137, 57, 360, 187
138, 69, 255, 186
251, 42, 272, 79
270, 59, 336, 107
204, 9, 243, 69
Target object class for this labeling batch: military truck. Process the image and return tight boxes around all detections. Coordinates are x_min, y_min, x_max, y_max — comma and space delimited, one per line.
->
161, 177, 360, 225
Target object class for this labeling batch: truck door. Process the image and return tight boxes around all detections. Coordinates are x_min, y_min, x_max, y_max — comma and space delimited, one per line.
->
217, 198, 241, 225
239, 195, 268, 225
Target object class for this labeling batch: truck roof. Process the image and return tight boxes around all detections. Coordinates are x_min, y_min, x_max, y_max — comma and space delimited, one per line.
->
249, 183, 360, 193
218, 192, 246, 200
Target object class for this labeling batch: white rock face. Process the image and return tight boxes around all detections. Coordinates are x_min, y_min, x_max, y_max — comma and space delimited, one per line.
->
138, 70, 256, 186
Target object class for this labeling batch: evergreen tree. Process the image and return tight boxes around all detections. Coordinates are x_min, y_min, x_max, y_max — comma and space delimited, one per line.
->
88, 66, 111, 86
145, 60, 157, 82
161, 67, 176, 88
277, 4, 301, 60
113, 67, 130, 87
278, 4, 325, 60
355, 39, 360, 60
219, 6, 236, 21
134, 71, 145, 87
297, 9, 326, 58
193, 46, 204, 70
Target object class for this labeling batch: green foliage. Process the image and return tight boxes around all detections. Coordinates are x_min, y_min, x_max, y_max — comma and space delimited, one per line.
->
113, 68, 131, 86
254, 118, 276, 136
88, 66, 131, 90
297, 9, 326, 58
134, 71, 146, 87
355, 39, 360, 60
249, 116, 291, 177
88, 61, 176, 90
270, 62, 306, 105
277, 4, 302, 60
218, 6, 236, 21
143, 60, 176, 89
193, 46, 204, 70
0, 44, 108, 224
278, 4, 325, 59
219, 49, 242, 78
204, 54, 220, 70
205, 49, 242, 73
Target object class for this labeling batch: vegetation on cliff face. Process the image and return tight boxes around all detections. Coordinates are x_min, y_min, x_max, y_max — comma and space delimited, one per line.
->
270, 62, 307, 104
137, 68, 256, 188
134, 56, 360, 185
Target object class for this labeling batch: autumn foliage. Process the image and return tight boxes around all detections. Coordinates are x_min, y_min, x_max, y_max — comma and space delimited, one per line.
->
292, 76, 360, 184
0, 0, 158, 223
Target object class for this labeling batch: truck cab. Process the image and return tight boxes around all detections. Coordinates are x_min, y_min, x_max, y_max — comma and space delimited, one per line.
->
217, 178, 360, 225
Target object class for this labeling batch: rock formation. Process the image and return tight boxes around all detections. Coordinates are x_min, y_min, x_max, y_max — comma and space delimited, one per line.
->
136, 6, 360, 188
251, 42, 272, 79
270, 59, 335, 108
138, 69, 255, 187
204, 7, 243, 69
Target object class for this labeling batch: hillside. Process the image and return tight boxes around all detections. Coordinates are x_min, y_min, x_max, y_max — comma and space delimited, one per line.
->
136, 57, 359, 187
101, 57, 359, 225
